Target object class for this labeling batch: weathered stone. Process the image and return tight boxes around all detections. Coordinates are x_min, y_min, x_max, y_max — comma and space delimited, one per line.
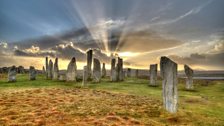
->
82, 66, 88, 86
66, 57, 77, 82
87, 49, 93, 80
111, 58, 117, 82
8, 66, 16, 82
117, 57, 124, 81
184, 65, 194, 90
59, 73, 66, 81
17, 66, 25, 74
127, 68, 131, 77
29, 66, 36, 80
48, 60, 53, 79
42, 66, 45, 74
102, 63, 106, 78
45, 57, 49, 79
53, 58, 59, 80
149, 64, 158, 86
135, 69, 139, 78
93, 58, 101, 82
160, 56, 178, 113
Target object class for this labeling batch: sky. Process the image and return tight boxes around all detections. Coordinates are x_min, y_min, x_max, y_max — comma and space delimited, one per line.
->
0, 0, 223, 70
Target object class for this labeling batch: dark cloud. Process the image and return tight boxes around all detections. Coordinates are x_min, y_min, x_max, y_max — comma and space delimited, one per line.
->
168, 52, 224, 68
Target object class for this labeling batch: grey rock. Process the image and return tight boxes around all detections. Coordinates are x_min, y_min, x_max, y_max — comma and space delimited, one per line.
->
149, 64, 158, 86
8, 66, 16, 82
82, 66, 88, 86
48, 60, 53, 79
66, 57, 77, 82
117, 57, 124, 81
127, 68, 131, 77
184, 65, 194, 90
160, 56, 178, 113
59, 73, 66, 81
42, 66, 45, 74
93, 58, 101, 82
135, 69, 139, 78
45, 57, 49, 79
111, 58, 117, 82
53, 58, 59, 80
87, 49, 93, 80
29, 66, 36, 80
102, 63, 106, 78
17, 66, 25, 74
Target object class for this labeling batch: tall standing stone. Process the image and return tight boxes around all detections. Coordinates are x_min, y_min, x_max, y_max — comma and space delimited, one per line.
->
45, 57, 49, 79
8, 66, 16, 82
53, 58, 59, 80
127, 68, 131, 77
111, 58, 117, 82
93, 58, 101, 82
82, 66, 88, 86
87, 49, 93, 80
160, 56, 178, 113
117, 57, 124, 81
42, 66, 45, 74
184, 65, 194, 90
48, 60, 53, 79
149, 64, 158, 86
135, 69, 139, 78
102, 63, 106, 78
66, 57, 77, 82
29, 66, 36, 80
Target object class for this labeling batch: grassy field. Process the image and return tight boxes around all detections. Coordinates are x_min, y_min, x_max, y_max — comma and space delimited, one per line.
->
0, 74, 224, 126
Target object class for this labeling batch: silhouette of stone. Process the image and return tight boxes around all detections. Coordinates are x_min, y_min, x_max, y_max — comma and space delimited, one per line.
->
29, 66, 36, 80
45, 57, 49, 79
135, 69, 139, 78
117, 57, 124, 81
8, 66, 16, 82
93, 58, 101, 82
127, 68, 131, 77
149, 64, 158, 86
42, 66, 45, 74
160, 56, 178, 113
111, 58, 117, 82
48, 60, 53, 79
102, 63, 106, 78
87, 49, 93, 80
82, 66, 88, 86
184, 65, 194, 90
59, 73, 66, 81
66, 57, 77, 82
53, 58, 59, 80
17, 66, 25, 74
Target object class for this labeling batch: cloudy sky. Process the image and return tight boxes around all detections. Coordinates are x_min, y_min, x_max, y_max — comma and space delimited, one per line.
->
0, 0, 223, 70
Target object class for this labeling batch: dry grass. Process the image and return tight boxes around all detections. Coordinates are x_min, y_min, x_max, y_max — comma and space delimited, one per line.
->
0, 88, 201, 126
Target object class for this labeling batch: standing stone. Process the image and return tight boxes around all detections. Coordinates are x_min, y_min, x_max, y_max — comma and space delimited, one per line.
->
87, 49, 93, 80
184, 65, 194, 90
66, 57, 77, 82
149, 64, 158, 86
117, 57, 124, 81
45, 57, 49, 79
93, 58, 101, 82
53, 58, 59, 80
8, 66, 16, 82
111, 58, 117, 82
102, 63, 106, 78
42, 66, 45, 74
59, 73, 66, 81
18, 66, 25, 74
82, 66, 88, 86
160, 56, 178, 113
135, 69, 139, 78
127, 68, 131, 77
48, 60, 53, 79
29, 66, 36, 80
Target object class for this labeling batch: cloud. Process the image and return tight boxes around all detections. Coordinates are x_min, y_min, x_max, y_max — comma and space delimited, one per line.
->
168, 52, 224, 69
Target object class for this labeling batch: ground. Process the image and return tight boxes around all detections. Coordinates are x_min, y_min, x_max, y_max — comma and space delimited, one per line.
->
0, 74, 224, 126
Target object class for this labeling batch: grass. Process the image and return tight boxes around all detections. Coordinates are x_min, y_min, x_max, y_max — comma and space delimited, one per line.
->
0, 74, 224, 125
